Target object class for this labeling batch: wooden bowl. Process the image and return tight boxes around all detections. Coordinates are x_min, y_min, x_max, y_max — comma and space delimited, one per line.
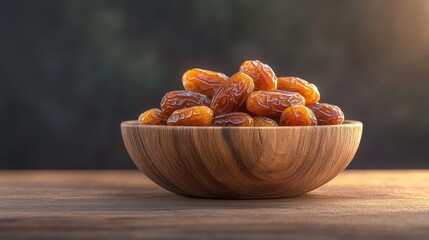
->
121, 120, 362, 199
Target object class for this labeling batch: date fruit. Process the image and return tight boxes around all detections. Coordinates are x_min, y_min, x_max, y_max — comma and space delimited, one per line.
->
167, 106, 213, 126
246, 90, 305, 118
211, 72, 254, 114
253, 117, 278, 127
182, 68, 229, 98
279, 105, 317, 126
308, 103, 344, 125
161, 90, 211, 116
137, 60, 347, 127
277, 77, 320, 105
138, 108, 167, 125
212, 112, 254, 126
239, 60, 277, 91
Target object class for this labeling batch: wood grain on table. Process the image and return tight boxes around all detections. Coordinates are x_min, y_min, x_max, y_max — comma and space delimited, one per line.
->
0, 170, 428, 239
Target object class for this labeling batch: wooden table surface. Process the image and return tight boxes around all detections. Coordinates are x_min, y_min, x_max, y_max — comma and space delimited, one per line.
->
0, 170, 428, 239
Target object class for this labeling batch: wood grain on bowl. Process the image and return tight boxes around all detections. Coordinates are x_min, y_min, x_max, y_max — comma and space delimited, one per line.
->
121, 120, 362, 199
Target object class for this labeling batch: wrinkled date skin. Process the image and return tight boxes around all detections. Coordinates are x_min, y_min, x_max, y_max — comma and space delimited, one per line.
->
308, 103, 344, 125
167, 106, 213, 126
277, 77, 320, 105
239, 60, 277, 91
211, 72, 254, 114
137, 60, 347, 127
253, 117, 278, 127
182, 68, 229, 98
161, 90, 211, 116
246, 90, 305, 118
279, 105, 317, 126
212, 112, 254, 127
138, 108, 167, 125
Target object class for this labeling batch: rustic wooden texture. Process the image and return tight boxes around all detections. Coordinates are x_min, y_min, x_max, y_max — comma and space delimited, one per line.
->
121, 120, 363, 198
0, 171, 428, 240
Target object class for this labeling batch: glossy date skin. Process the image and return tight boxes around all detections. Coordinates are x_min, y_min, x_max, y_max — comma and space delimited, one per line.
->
211, 72, 254, 115
308, 103, 344, 125
138, 108, 167, 125
277, 77, 320, 105
161, 90, 211, 116
253, 117, 278, 127
182, 68, 229, 98
137, 60, 348, 127
279, 105, 317, 126
212, 112, 254, 127
239, 60, 277, 91
167, 106, 213, 126
246, 90, 305, 118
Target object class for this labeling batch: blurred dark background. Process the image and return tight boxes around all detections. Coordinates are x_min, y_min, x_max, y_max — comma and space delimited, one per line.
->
1, 0, 428, 169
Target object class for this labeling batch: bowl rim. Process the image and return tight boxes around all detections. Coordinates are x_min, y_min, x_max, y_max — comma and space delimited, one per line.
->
121, 120, 362, 129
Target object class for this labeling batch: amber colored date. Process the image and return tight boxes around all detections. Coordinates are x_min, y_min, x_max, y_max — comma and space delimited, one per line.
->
182, 68, 229, 98
138, 108, 167, 125
279, 105, 317, 126
246, 90, 305, 118
211, 72, 254, 114
253, 117, 278, 127
277, 77, 320, 105
212, 112, 254, 127
308, 103, 344, 125
167, 106, 213, 126
239, 60, 277, 91
161, 90, 211, 116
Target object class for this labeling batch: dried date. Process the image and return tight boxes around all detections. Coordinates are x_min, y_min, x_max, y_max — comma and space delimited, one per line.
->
161, 90, 211, 116
307, 103, 344, 125
246, 90, 305, 118
138, 108, 167, 125
239, 60, 277, 91
167, 106, 213, 126
279, 105, 317, 126
211, 72, 254, 114
253, 117, 278, 127
182, 68, 228, 98
212, 112, 254, 127
278, 77, 320, 105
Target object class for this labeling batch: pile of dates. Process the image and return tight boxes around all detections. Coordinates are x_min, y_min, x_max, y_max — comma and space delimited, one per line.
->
138, 60, 344, 127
